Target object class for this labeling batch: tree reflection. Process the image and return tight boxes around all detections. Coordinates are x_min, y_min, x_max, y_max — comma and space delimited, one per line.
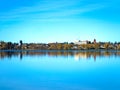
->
0, 50, 120, 61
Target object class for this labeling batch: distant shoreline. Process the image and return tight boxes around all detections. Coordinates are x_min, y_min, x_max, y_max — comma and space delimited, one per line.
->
1, 40, 120, 50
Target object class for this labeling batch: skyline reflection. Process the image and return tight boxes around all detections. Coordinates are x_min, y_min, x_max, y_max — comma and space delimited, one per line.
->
0, 50, 120, 61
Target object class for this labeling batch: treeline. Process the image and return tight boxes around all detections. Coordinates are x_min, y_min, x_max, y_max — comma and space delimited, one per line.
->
0, 40, 120, 50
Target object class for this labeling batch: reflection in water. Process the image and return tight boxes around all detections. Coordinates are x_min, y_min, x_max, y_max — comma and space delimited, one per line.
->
0, 50, 120, 61
0, 50, 120, 90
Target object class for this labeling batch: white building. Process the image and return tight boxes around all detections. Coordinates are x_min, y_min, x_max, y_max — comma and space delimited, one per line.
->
74, 40, 88, 45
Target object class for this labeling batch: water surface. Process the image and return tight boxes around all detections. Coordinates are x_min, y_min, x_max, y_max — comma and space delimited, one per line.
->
0, 50, 120, 90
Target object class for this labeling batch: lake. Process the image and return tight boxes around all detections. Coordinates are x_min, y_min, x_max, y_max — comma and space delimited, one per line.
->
0, 50, 120, 90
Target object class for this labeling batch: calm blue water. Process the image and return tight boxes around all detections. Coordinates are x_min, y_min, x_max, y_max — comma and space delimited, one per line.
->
0, 50, 120, 90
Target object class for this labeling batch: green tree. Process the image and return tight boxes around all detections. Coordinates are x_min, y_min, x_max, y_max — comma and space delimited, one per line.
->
104, 43, 110, 49
63, 44, 71, 50
56, 44, 63, 50
0, 41, 7, 50
94, 43, 100, 49
20, 40, 23, 46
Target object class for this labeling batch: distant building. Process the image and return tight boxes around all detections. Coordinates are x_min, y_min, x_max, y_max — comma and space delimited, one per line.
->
74, 40, 88, 45
94, 39, 96, 44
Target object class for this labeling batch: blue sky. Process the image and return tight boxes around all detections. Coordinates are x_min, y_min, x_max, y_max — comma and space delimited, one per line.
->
0, 0, 120, 43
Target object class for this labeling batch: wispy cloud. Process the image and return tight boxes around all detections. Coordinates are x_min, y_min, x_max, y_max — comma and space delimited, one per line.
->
0, 0, 107, 22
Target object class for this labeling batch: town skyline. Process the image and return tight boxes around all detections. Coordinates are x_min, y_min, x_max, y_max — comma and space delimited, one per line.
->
0, 39, 120, 44
0, 38, 120, 44
1, 39, 120, 50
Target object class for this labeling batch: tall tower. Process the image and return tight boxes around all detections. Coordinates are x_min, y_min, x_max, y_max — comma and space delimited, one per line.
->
94, 39, 96, 44
20, 40, 23, 49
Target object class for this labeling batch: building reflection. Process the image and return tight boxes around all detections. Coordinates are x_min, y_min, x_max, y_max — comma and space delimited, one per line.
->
0, 50, 120, 61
